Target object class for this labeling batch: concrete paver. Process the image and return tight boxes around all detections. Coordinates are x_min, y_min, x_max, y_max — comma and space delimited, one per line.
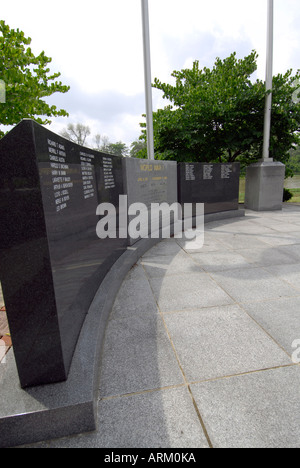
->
191, 366, 300, 448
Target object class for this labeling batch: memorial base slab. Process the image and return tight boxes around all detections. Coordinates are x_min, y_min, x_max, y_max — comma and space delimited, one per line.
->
245, 160, 285, 212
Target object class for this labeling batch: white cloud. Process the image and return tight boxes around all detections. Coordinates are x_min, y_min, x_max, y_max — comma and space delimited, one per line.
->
1, 0, 299, 145
46, 80, 145, 146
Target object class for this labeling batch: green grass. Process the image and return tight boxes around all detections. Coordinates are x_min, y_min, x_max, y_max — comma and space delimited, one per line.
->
288, 188, 300, 203
239, 178, 246, 203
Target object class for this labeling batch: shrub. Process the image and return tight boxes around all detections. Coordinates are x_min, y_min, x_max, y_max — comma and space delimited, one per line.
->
283, 188, 293, 202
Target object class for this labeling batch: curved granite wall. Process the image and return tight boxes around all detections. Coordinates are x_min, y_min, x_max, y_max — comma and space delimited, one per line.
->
0, 120, 241, 389
0, 120, 243, 446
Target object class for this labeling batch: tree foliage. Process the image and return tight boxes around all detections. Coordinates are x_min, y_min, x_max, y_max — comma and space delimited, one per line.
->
140, 51, 300, 174
286, 145, 300, 175
130, 139, 147, 158
104, 141, 129, 157
93, 133, 129, 157
0, 21, 70, 138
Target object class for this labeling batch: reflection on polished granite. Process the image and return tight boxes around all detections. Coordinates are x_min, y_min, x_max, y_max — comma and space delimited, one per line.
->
0, 120, 127, 388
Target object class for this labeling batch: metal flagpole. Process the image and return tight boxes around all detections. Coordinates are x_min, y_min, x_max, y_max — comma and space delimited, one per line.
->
141, 0, 155, 160
262, 0, 274, 161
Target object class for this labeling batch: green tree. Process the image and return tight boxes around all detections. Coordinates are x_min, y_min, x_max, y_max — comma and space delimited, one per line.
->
130, 139, 147, 158
286, 146, 300, 175
0, 21, 70, 138
93, 133, 129, 157
105, 141, 129, 157
141, 51, 300, 174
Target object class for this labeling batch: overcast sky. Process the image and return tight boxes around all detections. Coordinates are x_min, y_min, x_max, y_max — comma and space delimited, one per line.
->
1, 0, 300, 147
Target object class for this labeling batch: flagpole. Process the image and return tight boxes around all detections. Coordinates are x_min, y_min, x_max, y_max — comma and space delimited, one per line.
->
141, 0, 155, 160
262, 0, 274, 161
245, 0, 285, 212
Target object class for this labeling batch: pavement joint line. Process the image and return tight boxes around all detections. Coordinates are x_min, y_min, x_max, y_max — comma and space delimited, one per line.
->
206, 267, 300, 306
160, 303, 236, 316
99, 383, 187, 402
161, 314, 214, 449
186, 384, 213, 449
235, 294, 300, 306
203, 270, 241, 306
159, 291, 300, 314
238, 302, 298, 360
187, 363, 298, 387
140, 260, 214, 449
260, 264, 300, 294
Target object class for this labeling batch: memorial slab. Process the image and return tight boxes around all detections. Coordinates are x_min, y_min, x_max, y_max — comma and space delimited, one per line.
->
0, 120, 127, 388
178, 162, 240, 215
124, 158, 178, 244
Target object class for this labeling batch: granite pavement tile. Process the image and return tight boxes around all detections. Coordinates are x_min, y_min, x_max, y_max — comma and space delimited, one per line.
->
38, 387, 210, 448
237, 245, 300, 268
149, 272, 234, 313
110, 264, 159, 320
142, 239, 183, 258
190, 366, 300, 448
99, 314, 184, 398
264, 262, 300, 291
141, 251, 204, 278
189, 250, 253, 273
210, 266, 299, 304
242, 296, 300, 356
164, 305, 291, 382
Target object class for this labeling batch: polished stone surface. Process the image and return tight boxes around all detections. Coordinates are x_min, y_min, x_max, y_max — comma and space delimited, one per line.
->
178, 162, 240, 214
124, 158, 178, 244
0, 120, 127, 388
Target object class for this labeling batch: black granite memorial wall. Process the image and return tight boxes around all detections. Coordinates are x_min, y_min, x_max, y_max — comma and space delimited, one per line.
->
178, 162, 240, 214
0, 120, 242, 391
0, 120, 127, 388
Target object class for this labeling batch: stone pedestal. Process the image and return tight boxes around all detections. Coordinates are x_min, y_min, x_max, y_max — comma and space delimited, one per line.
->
245, 160, 285, 211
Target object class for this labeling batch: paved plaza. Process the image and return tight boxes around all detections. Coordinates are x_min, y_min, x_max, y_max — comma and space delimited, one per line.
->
19, 205, 300, 447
